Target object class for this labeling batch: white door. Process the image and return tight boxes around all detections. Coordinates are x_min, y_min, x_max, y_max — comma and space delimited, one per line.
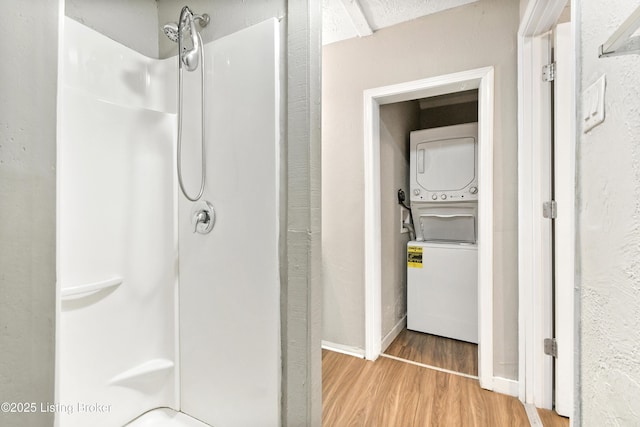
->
553, 21, 574, 418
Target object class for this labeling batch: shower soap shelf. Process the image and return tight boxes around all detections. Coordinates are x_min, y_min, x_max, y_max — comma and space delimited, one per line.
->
108, 358, 175, 387
60, 276, 123, 300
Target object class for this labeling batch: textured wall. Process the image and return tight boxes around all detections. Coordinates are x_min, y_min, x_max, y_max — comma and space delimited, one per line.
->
284, 1, 323, 425
379, 102, 420, 339
0, 1, 58, 426
322, 0, 520, 379
579, 0, 640, 424
66, 0, 159, 58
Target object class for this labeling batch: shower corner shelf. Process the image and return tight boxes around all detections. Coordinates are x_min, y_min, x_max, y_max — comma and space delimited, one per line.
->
60, 276, 123, 300
108, 358, 175, 387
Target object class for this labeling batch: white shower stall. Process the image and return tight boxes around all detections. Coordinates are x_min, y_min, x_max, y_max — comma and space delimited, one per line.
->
57, 13, 280, 427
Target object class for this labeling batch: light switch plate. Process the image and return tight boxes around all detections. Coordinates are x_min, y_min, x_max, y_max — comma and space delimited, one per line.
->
583, 75, 606, 133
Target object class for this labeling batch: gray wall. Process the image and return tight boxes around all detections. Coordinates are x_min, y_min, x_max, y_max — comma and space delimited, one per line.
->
379, 102, 420, 338
283, 1, 322, 424
157, 0, 287, 59
0, 1, 58, 426
322, 0, 520, 379
579, 0, 640, 424
66, 0, 159, 58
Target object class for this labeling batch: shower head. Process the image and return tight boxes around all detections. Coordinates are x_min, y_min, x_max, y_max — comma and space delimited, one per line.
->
162, 9, 209, 44
162, 7, 210, 72
163, 22, 179, 43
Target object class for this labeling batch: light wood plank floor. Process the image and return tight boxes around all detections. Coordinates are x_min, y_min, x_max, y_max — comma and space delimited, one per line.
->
538, 408, 570, 427
384, 329, 478, 376
322, 350, 569, 427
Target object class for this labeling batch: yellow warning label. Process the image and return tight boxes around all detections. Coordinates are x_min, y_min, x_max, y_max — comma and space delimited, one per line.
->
407, 246, 423, 268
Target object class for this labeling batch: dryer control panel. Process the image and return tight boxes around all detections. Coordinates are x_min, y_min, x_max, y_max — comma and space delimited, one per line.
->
410, 123, 478, 202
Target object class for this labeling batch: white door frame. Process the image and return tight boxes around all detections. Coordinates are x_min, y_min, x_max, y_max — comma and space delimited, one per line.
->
363, 66, 495, 390
517, 0, 572, 410
552, 22, 575, 418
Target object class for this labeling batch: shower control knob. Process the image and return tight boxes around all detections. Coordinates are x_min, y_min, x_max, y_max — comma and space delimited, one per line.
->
194, 211, 210, 233
192, 201, 216, 234
440, 194, 447, 200
469, 186, 478, 195
413, 189, 420, 196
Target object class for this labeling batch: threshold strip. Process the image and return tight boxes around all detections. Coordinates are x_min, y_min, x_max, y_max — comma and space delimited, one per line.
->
380, 353, 479, 380
524, 403, 544, 427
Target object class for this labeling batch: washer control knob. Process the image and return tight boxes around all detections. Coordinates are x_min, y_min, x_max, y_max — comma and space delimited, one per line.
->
469, 186, 478, 195
440, 194, 447, 200
413, 189, 420, 196
431, 194, 438, 200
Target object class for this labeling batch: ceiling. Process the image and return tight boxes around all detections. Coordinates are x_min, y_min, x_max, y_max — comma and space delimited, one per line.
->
322, 0, 479, 45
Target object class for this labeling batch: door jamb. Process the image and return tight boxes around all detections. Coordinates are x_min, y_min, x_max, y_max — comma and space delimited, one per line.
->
363, 66, 495, 391
517, 0, 569, 410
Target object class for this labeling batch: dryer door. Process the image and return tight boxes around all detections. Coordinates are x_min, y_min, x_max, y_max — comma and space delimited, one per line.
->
416, 137, 476, 192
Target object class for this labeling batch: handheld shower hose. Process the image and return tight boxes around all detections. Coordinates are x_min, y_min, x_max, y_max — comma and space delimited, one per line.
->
163, 6, 210, 202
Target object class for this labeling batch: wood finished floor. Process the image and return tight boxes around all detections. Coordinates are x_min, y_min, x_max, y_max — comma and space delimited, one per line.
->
538, 408, 570, 427
322, 350, 570, 427
384, 329, 478, 376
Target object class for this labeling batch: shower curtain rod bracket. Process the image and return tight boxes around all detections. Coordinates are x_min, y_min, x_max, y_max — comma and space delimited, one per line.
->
599, 5, 640, 58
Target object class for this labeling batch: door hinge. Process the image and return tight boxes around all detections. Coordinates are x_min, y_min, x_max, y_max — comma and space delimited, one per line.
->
542, 62, 556, 82
543, 200, 557, 219
544, 338, 558, 358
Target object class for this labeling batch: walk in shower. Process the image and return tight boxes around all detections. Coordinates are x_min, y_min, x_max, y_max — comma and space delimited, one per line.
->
56, 5, 280, 426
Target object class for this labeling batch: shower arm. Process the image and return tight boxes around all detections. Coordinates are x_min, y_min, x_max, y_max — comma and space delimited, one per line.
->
178, 7, 209, 32
193, 14, 210, 27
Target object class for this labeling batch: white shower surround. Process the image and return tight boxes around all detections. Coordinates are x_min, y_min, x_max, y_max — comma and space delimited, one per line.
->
177, 17, 281, 427
57, 16, 280, 427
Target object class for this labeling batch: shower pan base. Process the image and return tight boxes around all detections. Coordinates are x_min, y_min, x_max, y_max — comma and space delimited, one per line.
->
126, 408, 210, 427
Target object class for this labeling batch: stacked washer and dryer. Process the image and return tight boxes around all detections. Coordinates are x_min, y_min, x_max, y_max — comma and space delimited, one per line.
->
407, 122, 479, 344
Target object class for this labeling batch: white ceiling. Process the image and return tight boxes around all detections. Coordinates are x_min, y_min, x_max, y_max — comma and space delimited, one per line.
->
322, 0, 479, 45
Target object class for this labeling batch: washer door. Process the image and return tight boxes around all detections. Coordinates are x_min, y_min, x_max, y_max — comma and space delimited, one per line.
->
411, 202, 477, 242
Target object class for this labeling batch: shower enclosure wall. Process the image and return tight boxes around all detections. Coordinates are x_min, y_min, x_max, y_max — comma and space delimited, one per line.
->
57, 14, 280, 427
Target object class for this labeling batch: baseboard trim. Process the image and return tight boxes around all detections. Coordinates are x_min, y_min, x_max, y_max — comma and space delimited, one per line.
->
381, 315, 407, 352
321, 341, 365, 359
492, 376, 519, 397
